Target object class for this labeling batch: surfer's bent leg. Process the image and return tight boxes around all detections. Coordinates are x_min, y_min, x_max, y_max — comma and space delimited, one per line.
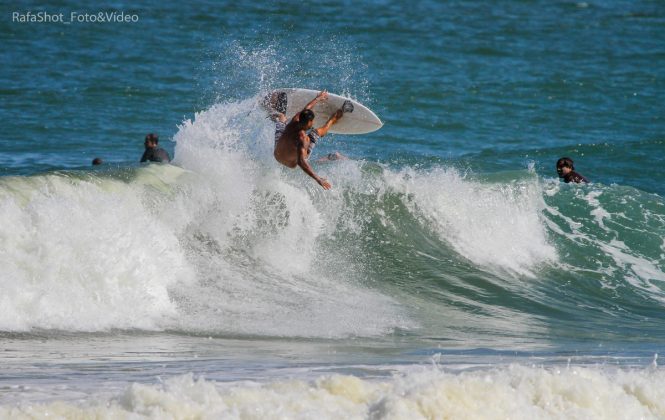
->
314, 109, 344, 138
274, 120, 287, 146
306, 129, 320, 156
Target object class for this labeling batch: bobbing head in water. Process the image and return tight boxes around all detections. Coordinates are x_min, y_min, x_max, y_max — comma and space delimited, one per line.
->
556, 157, 575, 178
556, 156, 588, 184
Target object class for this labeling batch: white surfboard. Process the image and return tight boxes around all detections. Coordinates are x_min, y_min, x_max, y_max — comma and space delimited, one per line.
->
263, 88, 383, 134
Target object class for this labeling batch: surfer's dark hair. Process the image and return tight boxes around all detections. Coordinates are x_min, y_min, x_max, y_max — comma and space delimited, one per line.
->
145, 133, 159, 143
299, 109, 315, 127
557, 157, 574, 170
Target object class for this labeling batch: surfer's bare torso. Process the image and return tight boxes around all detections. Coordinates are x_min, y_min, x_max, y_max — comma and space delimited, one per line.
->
270, 90, 343, 190
273, 116, 315, 168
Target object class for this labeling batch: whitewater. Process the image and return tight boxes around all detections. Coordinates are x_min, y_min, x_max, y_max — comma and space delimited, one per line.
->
3, 2, 665, 414
2, 96, 665, 417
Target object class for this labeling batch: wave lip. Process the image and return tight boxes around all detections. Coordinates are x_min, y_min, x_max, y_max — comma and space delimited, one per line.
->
385, 167, 558, 278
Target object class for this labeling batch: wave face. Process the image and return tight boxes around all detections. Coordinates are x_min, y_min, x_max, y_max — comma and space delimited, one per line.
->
2, 367, 664, 419
1, 97, 664, 346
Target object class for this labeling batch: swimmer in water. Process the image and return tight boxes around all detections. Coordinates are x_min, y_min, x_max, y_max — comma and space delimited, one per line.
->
140, 133, 170, 163
556, 157, 588, 183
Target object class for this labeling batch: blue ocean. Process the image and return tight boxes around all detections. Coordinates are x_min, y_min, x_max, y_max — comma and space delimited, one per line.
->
2, 1, 665, 418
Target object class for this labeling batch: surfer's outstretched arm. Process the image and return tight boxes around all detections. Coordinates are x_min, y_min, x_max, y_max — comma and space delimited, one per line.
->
297, 132, 331, 190
304, 90, 328, 111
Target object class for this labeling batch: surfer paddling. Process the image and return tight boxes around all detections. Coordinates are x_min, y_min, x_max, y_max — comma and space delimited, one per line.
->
269, 90, 346, 190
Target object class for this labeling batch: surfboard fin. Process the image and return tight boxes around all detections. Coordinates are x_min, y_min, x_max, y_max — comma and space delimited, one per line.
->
342, 100, 354, 114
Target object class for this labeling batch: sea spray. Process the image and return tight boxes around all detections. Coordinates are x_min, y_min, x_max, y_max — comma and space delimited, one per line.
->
2, 95, 665, 343
169, 97, 412, 337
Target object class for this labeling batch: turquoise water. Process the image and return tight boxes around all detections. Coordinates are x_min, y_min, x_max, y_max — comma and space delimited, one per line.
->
2, 1, 665, 417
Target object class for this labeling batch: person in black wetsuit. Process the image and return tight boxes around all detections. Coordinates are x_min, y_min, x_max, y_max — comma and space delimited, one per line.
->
556, 157, 588, 183
140, 133, 170, 163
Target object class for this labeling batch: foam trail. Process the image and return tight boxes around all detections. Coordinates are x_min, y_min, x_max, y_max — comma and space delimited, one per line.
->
541, 181, 665, 304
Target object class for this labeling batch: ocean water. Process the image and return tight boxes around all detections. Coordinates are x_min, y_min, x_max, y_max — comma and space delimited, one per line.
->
1, 0, 665, 418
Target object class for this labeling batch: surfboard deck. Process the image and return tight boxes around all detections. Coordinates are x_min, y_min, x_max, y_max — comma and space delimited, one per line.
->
262, 88, 383, 135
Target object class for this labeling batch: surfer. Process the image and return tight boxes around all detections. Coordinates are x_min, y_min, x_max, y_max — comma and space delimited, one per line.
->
556, 157, 588, 183
140, 133, 170, 163
271, 90, 344, 190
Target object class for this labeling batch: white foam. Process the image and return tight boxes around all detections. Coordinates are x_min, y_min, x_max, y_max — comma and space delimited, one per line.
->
3, 366, 664, 419
4, 94, 563, 333
0, 98, 412, 337
383, 167, 558, 277
166, 98, 412, 338
0, 170, 195, 331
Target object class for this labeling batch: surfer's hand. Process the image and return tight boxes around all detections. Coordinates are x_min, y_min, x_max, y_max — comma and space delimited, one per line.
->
317, 90, 328, 101
318, 178, 332, 190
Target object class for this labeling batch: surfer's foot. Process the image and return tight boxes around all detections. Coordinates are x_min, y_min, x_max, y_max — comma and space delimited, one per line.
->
269, 112, 286, 123
327, 151, 347, 161
327, 109, 343, 126
316, 152, 348, 163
